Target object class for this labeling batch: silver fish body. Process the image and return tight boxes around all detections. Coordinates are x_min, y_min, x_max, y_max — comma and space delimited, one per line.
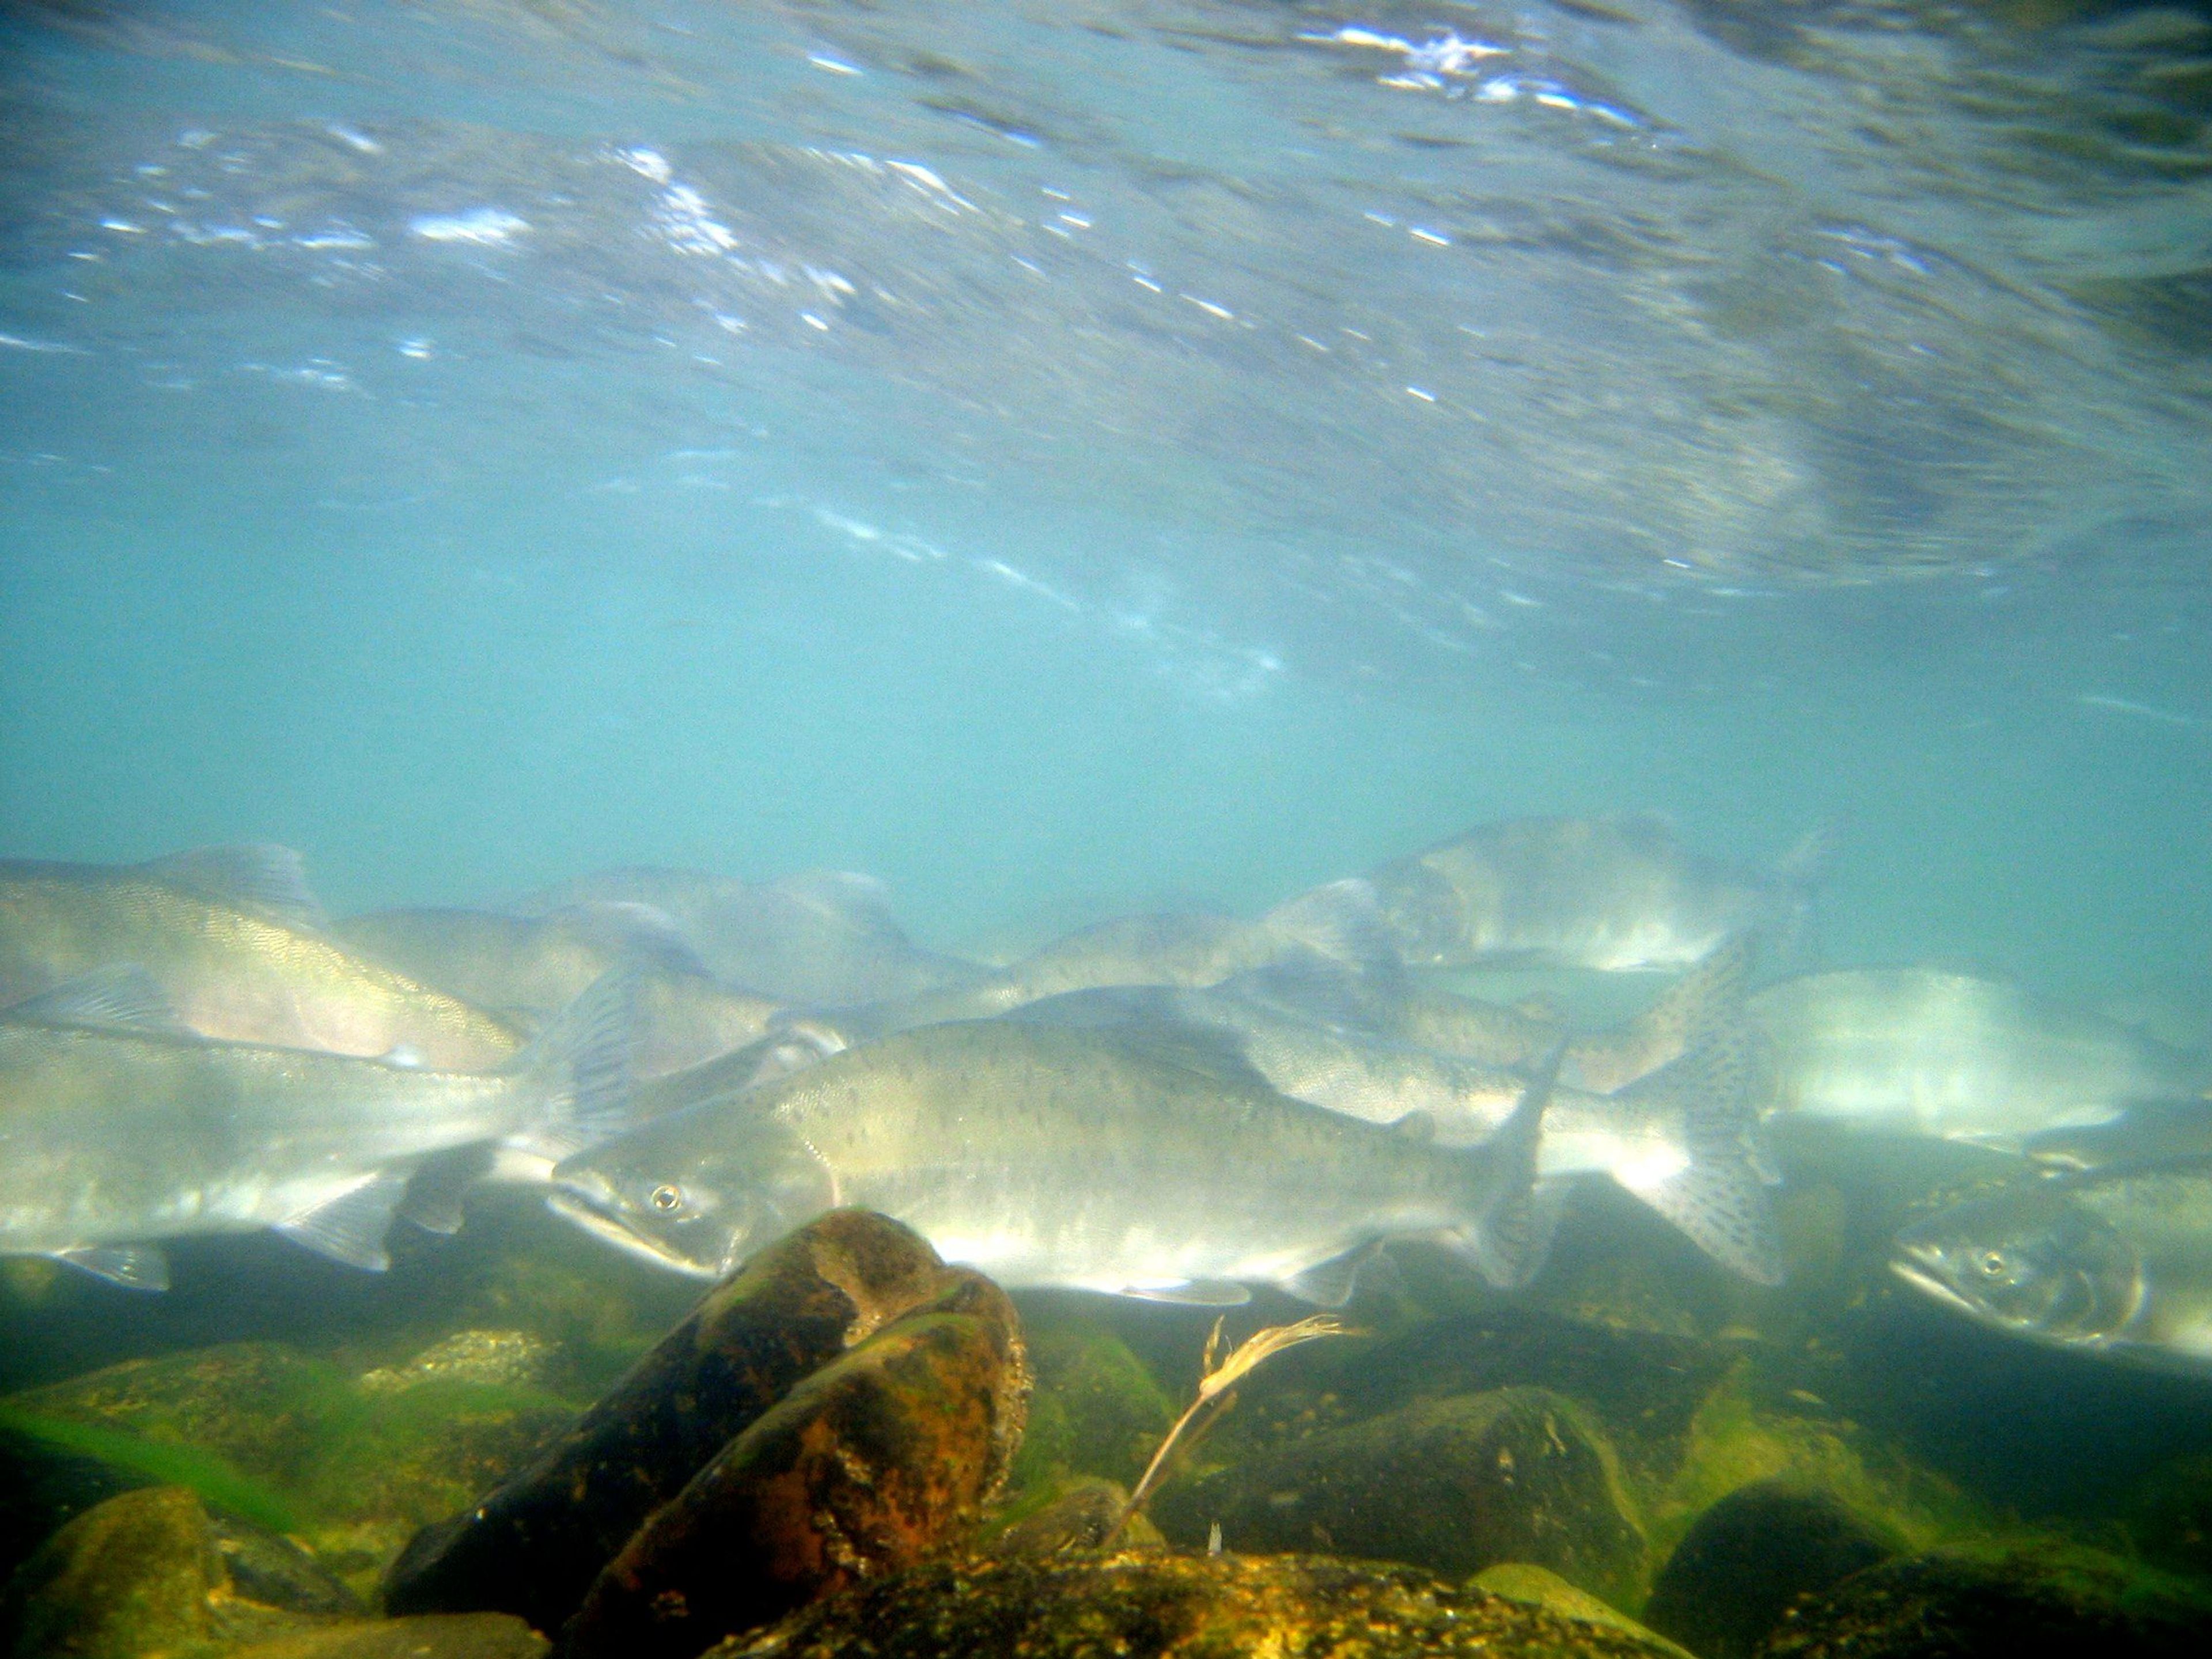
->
0, 968, 634, 1287
549, 1020, 1548, 1302
507, 867, 985, 1008
1353, 815, 1823, 972
1892, 1165, 2212, 1376
1753, 969, 2209, 1149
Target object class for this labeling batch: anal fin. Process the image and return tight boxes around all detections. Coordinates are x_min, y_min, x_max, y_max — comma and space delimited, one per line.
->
1124, 1279, 1251, 1306
1284, 1238, 1385, 1308
274, 1171, 410, 1271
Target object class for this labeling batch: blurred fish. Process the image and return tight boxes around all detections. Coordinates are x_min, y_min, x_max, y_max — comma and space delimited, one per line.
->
0, 848, 522, 1069
831, 878, 1398, 1037
333, 904, 783, 1077
507, 867, 986, 1007
1011, 937, 1781, 1285
548, 1019, 1556, 1302
1350, 813, 1830, 971
2026, 1099, 2212, 1175
1892, 1165, 2212, 1376
1753, 968, 2210, 1149
0, 967, 637, 1291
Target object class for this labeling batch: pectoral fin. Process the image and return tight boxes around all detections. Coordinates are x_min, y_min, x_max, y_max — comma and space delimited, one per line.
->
52, 1244, 171, 1291
1124, 1279, 1252, 1306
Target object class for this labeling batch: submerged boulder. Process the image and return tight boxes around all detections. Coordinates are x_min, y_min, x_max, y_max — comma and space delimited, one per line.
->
226, 1612, 547, 1658
714, 1550, 1685, 1659
559, 1268, 1028, 1659
1155, 1387, 1647, 1606
1642, 1479, 1897, 1659
986, 1477, 1164, 1559
0, 1483, 370, 1659
1758, 1551, 2206, 1659
0, 1485, 221, 1659
384, 1210, 959, 1635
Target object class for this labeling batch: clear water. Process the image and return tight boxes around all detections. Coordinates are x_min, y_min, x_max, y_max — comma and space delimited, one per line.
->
3, 0, 2212, 1637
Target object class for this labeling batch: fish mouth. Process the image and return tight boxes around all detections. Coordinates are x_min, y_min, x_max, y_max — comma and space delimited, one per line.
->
1888, 1255, 1982, 1319
545, 1187, 718, 1279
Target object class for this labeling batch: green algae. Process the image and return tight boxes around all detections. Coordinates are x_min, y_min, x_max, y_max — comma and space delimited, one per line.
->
0, 1402, 306, 1537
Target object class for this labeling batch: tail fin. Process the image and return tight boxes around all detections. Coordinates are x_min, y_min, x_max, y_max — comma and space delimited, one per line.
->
1568, 931, 1757, 1093
1455, 1043, 1565, 1289
1608, 1031, 1785, 1285
1774, 822, 1844, 891
504, 967, 641, 1164
1261, 878, 1398, 976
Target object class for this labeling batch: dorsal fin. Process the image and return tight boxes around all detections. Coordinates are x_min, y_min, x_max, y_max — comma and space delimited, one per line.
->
2, 966, 195, 1038
140, 844, 325, 930
770, 870, 910, 943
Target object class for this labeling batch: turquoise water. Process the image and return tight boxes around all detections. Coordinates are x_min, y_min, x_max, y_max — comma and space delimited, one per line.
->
5, 2, 2212, 1642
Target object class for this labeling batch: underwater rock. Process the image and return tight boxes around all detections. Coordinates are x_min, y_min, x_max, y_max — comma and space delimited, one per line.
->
0, 1485, 222, 1659
712, 1550, 1685, 1659
559, 1267, 1028, 1659
384, 1210, 960, 1635
0, 1419, 143, 1587
2123, 1453, 2212, 1580
1018, 1316, 1177, 1490
0, 1483, 376, 1659
1469, 1563, 1694, 1657
1329, 1302, 1734, 1484
226, 1612, 547, 1658
1642, 1479, 1897, 1659
1758, 1551, 2203, 1659
984, 1476, 1164, 1558
1154, 1387, 1647, 1606
358, 1332, 557, 1395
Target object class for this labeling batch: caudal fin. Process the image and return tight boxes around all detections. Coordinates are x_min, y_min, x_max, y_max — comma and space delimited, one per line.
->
1452, 1042, 1565, 1289
1569, 931, 1757, 1093
1608, 1030, 1786, 1286
1261, 878, 1398, 976
505, 967, 641, 1164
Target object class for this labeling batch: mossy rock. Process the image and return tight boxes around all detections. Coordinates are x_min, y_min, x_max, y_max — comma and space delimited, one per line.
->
1758, 1550, 2209, 1658
716, 1550, 1690, 1658
562, 1268, 1029, 1659
1154, 1387, 1648, 1607
385, 1209, 962, 1638
226, 1612, 546, 1658
1471, 1564, 1694, 1657
0, 1486, 223, 1659
982, 1476, 1165, 1558
1642, 1479, 1899, 1659
2123, 1453, 2212, 1579
2, 1341, 579, 1597
1017, 1316, 1176, 1490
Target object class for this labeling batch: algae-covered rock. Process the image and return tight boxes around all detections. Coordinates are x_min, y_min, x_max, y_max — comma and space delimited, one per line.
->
560, 1268, 1028, 1659
1019, 1317, 1177, 1490
227, 1612, 547, 1658
2123, 1452, 2212, 1580
1759, 1551, 2203, 1659
1156, 1387, 1647, 1606
385, 1210, 959, 1635
0, 1421, 142, 1586
0, 1485, 222, 1659
717, 1550, 1687, 1659
1470, 1564, 1694, 1657
1643, 1479, 1898, 1659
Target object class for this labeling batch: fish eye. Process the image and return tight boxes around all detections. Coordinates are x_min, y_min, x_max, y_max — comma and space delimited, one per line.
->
1977, 1250, 2008, 1278
650, 1184, 683, 1213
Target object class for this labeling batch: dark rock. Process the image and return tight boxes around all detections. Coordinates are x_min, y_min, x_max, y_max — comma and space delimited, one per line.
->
559, 1268, 1028, 1659
0, 1485, 221, 1659
228, 1612, 548, 1658
1758, 1551, 2206, 1659
713, 1550, 1686, 1659
1155, 1387, 1647, 1607
384, 1210, 957, 1634
0, 1422, 142, 1586
209, 1510, 366, 1620
2124, 1452, 2212, 1580
985, 1477, 1164, 1558
1643, 1479, 1898, 1659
